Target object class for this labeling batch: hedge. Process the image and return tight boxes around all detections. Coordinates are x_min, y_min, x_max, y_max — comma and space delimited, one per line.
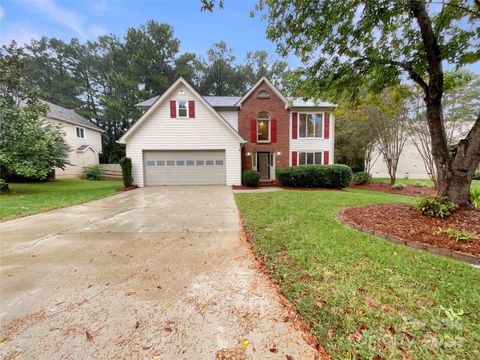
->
243, 169, 261, 187
276, 164, 353, 188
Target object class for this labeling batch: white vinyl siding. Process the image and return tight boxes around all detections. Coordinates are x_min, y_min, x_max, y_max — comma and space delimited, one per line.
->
125, 83, 242, 186
290, 110, 334, 166
217, 110, 238, 131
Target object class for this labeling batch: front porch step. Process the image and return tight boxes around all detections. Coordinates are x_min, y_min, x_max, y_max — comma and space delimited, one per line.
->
258, 180, 279, 187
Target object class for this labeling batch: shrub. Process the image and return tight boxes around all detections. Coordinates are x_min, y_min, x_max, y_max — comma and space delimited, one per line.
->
473, 171, 480, 180
242, 170, 261, 188
119, 157, 134, 187
470, 189, 480, 208
434, 227, 476, 242
417, 194, 457, 218
0, 179, 9, 193
392, 183, 405, 190
83, 164, 102, 180
352, 171, 371, 185
275, 164, 353, 189
414, 181, 426, 187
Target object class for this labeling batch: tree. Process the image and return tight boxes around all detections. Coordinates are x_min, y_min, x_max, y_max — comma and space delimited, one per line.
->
243, 50, 289, 89
202, 0, 479, 206
0, 42, 70, 181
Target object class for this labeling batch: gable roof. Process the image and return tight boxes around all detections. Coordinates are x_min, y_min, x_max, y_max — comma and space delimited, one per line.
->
19, 100, 103, 132
236, 77, 289, 108
119, 77, 245, 144
76, 144, 97, 153
136, 95, 241, 109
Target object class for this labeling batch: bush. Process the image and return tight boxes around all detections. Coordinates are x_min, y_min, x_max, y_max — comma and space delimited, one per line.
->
470, 189, 480, 208
392, 183, 405, 190
119, 157, 134, 187
473, 171, 480, 180
417, 194, 457, 218
276, 164, 353, 189
414, 181, 426, 187
352, 171, 371, 185
0, 179, 9, 193
242, 170, 261, 188
83, 164, 102, 180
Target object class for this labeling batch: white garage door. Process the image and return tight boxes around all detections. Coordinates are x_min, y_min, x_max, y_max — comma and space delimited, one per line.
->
144, 150, 226, 186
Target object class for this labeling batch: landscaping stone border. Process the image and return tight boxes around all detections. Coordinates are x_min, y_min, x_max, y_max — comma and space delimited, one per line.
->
337, 209, 480, 266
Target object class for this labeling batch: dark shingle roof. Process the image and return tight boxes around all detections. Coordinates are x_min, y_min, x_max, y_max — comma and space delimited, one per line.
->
20, 100, 103, 132
136, 95, 241, 109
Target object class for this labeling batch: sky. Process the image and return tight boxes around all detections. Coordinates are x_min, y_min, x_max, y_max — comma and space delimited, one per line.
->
0, 0, 478, 72
0, 0, 297, 65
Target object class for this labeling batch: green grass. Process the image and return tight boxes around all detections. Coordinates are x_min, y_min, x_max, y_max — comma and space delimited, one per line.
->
374, 177, 480, 190
235, 189, 480, 359
0, 179, 122, 221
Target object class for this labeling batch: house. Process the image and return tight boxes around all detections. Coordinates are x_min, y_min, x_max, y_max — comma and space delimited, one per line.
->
27, 100, 103, 177
119, 77, 336, 186
369, 120, 476, 179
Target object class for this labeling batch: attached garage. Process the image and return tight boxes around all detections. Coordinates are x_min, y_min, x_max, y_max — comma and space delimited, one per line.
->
143, 150, 226, 186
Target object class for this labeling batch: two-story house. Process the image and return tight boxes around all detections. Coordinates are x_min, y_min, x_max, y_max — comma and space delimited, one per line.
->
119, 77, 335, 186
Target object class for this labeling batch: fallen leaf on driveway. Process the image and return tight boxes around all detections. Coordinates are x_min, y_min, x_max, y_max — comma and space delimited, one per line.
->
269, 347, 278, 353
86, 331, 93, 342
242, 339, 249, 348
135, 321, 140, 329
286, 355, 295, 360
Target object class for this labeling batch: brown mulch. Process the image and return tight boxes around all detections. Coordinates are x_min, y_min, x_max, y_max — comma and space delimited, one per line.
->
232, 185, 256, 190
340, 203, 480, 257
351, 182, 437, 197
282, 187, 344, 192
116, 185, 139, 192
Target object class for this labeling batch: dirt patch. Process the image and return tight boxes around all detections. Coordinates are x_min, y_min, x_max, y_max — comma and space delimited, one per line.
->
232, 185, 255, 190
339, 204, 480, 259
351, 182, 436, 197
116, 185, 139, 192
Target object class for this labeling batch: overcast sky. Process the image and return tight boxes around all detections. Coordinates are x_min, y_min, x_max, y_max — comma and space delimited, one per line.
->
1, 0, 478, 73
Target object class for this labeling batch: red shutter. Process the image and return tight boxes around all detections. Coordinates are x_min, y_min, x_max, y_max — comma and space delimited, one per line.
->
292, 151, 297, 166
292, 112, 298, 139
324, 151, 329, 165
188, 100, 195, 118
324, 113, 330, 139
250, 119, 257, 143
170, 100, 176, 118
271, 119, 277, 143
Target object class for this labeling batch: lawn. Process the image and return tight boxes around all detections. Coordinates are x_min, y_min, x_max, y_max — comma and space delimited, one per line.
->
0, 179, 122, 221
235, 189, 480, 359
374, 177, 480, 190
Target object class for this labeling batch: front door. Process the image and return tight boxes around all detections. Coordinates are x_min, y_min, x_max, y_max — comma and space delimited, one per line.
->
257, 152, 270, 179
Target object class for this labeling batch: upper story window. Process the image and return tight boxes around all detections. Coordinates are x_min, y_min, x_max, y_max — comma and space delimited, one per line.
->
177, 100, 188, 118
257, 111, 270, 142
298, 113, 323, 138
257, 90, 270, 98
76, 126, 85, 139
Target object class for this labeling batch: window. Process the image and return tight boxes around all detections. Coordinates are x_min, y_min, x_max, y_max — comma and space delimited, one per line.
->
257, 111, 270, 142
257, 90, 270, 98
76, 126, 85, 139
299, 152, 323, 165
196, 160, 205, 166
186, 160, 195, 166
156, 160, 165, 166
146, 160, 155, 166
176, 160, 185, 166
205, 160, 214, 165
177, 100, 188, 118
215, 160, 224, 165
298, 113, 323, 138
166, 160, 175, 166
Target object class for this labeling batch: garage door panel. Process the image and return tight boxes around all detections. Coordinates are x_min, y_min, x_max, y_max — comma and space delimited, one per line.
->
144, 150, 226, 186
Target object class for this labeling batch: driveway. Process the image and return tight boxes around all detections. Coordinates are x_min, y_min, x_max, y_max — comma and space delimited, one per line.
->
0, 186, 319, 359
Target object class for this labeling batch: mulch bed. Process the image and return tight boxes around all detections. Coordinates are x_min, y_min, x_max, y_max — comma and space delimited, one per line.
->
232, 185, 256, 190
282, 187, 344, 192
116, 185, 139, 192
351, 182, 436, 197
339, 203, 480, 260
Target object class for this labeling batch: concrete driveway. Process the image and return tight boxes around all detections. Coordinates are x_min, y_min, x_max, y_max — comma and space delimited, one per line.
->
0, 186, 319, 359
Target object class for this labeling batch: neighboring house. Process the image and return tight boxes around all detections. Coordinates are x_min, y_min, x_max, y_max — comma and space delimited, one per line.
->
21, 100, 103, 177
119, 77, 336, 186
370, 120, 476, 179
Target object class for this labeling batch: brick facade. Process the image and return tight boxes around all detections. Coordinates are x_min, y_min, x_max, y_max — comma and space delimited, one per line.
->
238, 81, 290, 173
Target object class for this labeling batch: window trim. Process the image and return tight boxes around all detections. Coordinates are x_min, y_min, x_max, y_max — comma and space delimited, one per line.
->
298, 151, 323, 165
176, 100, 189, 118
256, 112, 271, 143
297, 112, 324, 139
75, 126, 85, 139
